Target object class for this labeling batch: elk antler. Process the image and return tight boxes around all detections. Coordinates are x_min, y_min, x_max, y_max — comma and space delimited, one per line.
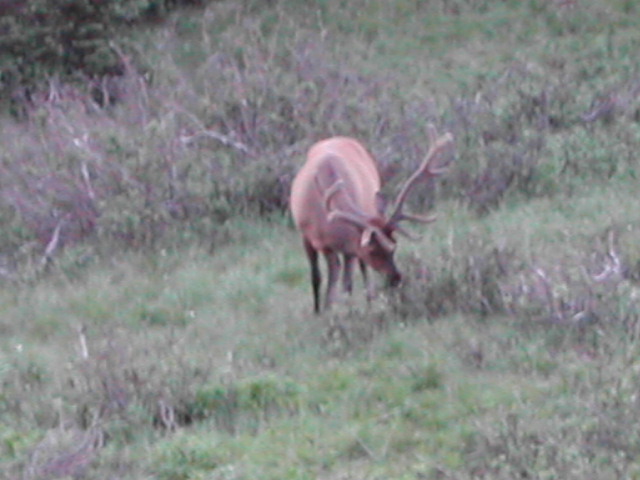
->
328, 210, 396, 252
387, 124, 454, 227
320, 177, 396, 252
322, 179, 345, 212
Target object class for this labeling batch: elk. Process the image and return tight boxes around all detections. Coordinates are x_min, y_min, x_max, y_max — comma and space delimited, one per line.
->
290, 125, 454, 313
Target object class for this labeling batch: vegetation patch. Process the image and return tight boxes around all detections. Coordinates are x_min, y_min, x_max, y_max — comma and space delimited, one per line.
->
2, 0, 640, 478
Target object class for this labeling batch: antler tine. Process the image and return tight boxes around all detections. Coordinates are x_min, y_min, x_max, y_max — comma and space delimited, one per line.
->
394, 212, 438, 224
319, 177, 370, 221
393, 224, 421, 241
329, 210, 396, 252
390, 213, 438, 242
315, 171, 399, 253
388, 125, 454, 226
322, 179, 345, 212
327, 209, 369, 228
319, 176, 372, 232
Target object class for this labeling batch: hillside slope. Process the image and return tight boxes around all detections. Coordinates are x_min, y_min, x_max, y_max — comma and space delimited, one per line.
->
2, 1, 640, 478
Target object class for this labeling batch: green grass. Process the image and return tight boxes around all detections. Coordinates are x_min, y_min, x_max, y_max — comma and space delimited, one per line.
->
3, 0, 640, 478
4, 189, 640, 478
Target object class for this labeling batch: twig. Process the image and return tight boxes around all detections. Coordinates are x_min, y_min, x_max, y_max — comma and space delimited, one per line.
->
40, 216, 67, 267
175, 105, 254, 155
158, 399, 178, 431
591, 230, 621, 282
181, 129, 253, 155
532, 267, 560, 319
77, 325, 89, 360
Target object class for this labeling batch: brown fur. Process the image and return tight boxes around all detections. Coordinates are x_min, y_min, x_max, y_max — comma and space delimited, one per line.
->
290, 137, 400, 313
290, 128, 453, 313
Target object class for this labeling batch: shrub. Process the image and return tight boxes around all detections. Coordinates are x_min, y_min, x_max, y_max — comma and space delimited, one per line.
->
1, 0, 639, 278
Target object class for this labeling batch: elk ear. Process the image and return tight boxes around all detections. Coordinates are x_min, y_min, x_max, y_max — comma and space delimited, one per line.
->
375, 192, 388, 216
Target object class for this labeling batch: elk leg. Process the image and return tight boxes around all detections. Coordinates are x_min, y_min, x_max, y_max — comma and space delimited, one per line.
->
324, 251, 341, 310
359, 259, 374, 303
342, 254, 356, 295
303, 239, 321, 314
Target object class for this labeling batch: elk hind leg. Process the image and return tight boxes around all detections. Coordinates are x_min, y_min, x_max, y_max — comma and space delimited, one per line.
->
303, 239, 321, 313
324, 251, 341, 310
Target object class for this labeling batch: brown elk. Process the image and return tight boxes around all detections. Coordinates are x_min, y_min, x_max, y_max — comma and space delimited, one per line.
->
290, 125, 454, 313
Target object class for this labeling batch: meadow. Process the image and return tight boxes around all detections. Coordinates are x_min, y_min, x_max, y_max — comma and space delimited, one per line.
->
2, 1, 640, 478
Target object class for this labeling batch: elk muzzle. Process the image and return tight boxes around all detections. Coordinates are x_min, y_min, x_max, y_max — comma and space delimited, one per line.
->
387, 271, 402, 288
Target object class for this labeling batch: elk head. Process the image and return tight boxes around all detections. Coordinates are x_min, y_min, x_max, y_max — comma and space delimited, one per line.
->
290, 125, 454, 313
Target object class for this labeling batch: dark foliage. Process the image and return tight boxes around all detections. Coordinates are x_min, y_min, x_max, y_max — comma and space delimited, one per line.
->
0, 0, 205, 102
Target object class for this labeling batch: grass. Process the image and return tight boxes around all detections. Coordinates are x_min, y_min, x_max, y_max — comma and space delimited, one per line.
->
2, 0, 640, 478
4, 189, 640, 478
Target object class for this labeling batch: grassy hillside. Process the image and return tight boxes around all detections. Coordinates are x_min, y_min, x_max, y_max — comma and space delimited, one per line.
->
2, 0, 640, 478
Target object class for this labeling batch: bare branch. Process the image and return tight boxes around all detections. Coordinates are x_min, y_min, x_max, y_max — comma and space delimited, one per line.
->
40, 216, 67, 267
176, 106, 253, 155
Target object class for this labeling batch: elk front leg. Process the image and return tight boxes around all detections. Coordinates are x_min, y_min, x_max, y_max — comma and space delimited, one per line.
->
342, 254, 356, 295
359, 259, 374, 303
